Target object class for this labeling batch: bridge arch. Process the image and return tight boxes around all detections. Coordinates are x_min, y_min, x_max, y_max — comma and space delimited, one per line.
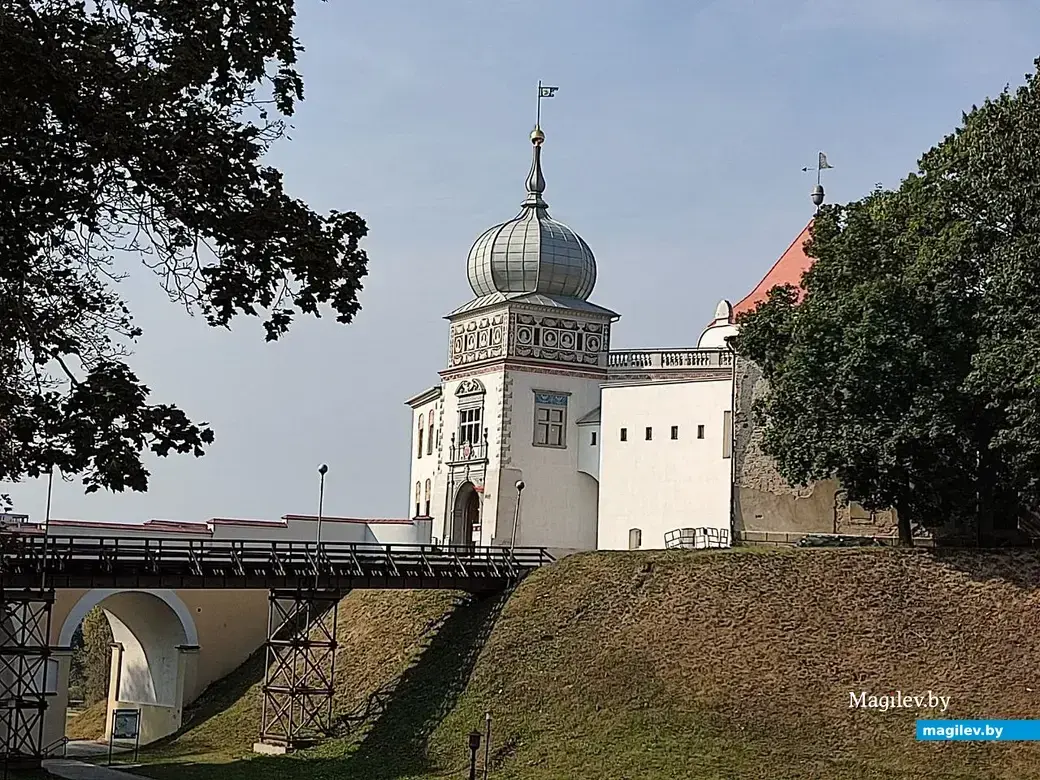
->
59, 588, 198, 648
59, 589, 199, 744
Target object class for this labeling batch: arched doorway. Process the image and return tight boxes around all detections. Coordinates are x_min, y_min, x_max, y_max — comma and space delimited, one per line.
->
55, 589, 198, 746
452, 482, 481, 546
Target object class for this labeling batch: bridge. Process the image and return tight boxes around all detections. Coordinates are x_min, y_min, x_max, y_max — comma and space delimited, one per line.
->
0, 533, 553, 767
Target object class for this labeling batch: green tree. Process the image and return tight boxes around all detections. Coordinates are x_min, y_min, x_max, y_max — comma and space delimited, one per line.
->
78, 606, 114, 705
1, 1, 368, 502
732, 58, 1040, 545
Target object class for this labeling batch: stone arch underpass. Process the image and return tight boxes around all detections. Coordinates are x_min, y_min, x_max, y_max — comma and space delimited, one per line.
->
43, 587, 272, 749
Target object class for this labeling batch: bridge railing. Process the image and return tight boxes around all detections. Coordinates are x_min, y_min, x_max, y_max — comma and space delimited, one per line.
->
0, 534, 554, 587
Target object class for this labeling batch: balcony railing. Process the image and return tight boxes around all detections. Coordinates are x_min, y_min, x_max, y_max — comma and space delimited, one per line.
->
607, 348, 734, 371
448, 432, 489, 464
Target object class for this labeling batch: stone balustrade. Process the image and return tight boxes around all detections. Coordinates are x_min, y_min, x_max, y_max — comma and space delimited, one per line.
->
606, 348, 734, 371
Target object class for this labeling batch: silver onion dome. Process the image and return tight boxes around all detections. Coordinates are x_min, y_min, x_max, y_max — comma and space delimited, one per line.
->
466, 127, 597, 301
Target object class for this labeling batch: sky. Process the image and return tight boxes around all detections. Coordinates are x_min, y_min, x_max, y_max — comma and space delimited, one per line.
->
5, 0, 1040, 525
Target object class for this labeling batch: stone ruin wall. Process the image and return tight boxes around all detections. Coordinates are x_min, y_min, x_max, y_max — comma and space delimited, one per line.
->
731, 354, 899, 544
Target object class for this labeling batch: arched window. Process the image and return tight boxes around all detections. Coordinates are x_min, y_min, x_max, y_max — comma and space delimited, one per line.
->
417, 414, 424, 459
427, 414, 434, 455
415, 482, 421, 517
424, 479, 432, 516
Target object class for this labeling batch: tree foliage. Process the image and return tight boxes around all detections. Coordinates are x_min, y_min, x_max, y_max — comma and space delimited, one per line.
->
0, 0, 368, 499
733, 57, 1040, 544
73, 606, 114, 704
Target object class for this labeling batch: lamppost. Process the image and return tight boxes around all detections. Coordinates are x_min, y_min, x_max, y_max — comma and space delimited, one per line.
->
314, 465, 328, 590
482, 712, 492, 780
509, 480, 525, 549
316, 464, 328, 546
467, 730, 482, 780
41, 466, 54, 592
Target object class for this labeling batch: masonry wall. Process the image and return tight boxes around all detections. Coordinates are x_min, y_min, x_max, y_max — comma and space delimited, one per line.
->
732, 355, 897, 543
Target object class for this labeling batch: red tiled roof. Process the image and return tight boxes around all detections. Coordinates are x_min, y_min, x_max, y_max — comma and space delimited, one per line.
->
13, 514, 413, 532
44, 518, 212, 534
281, 514, 413, 525
732, 221, 814, 320
210, 517, 287, 528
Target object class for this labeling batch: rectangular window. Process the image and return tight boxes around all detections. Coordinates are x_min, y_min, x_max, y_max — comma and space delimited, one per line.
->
458, 407, 483, 445
723, 411, 733, 459
629, 528, 642, 550
671, 425, 679, 440
697, 424, 705, 440
591, 431, 598, 446
645, 427, 653, 441
533, 391, 568, 448
620, 427, 628, 441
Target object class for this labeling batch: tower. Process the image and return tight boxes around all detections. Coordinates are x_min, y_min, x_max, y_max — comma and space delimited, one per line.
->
435, 121, 619, 553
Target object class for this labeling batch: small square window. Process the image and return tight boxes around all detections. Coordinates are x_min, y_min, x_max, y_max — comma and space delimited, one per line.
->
620, 427, 628, 441
670, 426, 679, 440
645, 427, 653, 441
697, 424, 705, 439
591, 431, 598, 446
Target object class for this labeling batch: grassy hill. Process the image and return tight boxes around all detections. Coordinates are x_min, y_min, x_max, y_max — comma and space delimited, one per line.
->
116, 548, 1040, 779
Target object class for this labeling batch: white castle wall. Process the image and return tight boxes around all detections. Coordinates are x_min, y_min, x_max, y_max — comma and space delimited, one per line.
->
499, 367, 602, 551
407, 390, 443, 523
597, 377, 733, 550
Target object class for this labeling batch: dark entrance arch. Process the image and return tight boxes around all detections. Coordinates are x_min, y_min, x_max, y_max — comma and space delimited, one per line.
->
452, 482, 480, 546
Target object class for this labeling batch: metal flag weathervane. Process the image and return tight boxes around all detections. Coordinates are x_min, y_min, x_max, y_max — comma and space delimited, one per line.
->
802, 151, 833, 211
536, 80, 559, 127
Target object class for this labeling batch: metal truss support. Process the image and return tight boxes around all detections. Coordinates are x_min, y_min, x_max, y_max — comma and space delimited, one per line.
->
0, 588, 54, 772
258, 589, 341, 751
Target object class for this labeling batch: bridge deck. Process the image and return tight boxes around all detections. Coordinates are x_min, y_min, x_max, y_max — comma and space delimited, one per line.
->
0, 534, 553, 592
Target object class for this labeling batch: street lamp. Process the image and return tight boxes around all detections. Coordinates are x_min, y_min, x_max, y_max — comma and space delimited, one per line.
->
316, 464, 328, 546
467, 730, 482, 780
509, 480, 525, 549
482, 712, 492, 780
41, 466, 54, 592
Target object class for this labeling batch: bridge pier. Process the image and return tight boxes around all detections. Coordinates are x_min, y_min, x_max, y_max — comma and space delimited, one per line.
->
0, 588, 55, 769
255, 589, 342, 754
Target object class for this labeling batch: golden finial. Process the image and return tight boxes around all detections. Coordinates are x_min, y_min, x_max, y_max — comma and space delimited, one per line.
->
530, 125, 545, 145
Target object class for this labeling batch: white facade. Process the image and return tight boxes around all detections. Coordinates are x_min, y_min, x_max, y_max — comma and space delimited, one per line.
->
398, 125, 813, 554
597, 378, 733, 550
404, 336, 737, 553
498, 367, 602, 551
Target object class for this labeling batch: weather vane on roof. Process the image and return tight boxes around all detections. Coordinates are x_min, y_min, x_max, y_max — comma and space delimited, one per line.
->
802, 151, 833, 212
536, 80, 559, 131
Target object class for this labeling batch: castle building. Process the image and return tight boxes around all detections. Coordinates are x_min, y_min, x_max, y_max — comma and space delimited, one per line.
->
404, 126, 849, 555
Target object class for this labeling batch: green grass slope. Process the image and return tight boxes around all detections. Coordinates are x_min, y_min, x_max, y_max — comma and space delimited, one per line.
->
132, 548, 1040, 780
65, 698, 106, 741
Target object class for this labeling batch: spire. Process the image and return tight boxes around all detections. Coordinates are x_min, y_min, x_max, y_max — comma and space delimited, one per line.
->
523, 82, 557, 209
523, 126, 547, 208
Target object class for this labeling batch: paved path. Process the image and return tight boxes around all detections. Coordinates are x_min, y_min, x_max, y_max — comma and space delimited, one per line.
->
43, 758, 146, 779
65, 740, 130, 759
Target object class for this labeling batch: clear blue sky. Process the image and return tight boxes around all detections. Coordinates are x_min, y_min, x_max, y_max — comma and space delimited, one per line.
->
5, 0, 1040, 524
